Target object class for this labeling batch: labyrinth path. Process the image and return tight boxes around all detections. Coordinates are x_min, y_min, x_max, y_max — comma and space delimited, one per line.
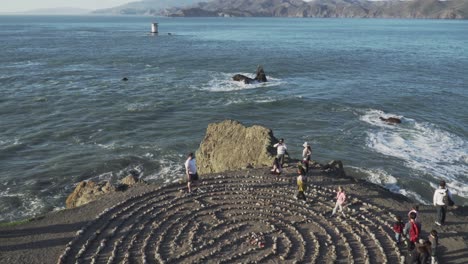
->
57, 170, 405, 264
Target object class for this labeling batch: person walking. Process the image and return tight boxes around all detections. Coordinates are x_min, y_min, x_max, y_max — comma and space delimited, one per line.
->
302, 142, 312, 173
184, 152, 198, 193
273, 138, 288, 166
330, 186, 346, 218
433, 180, 453, 226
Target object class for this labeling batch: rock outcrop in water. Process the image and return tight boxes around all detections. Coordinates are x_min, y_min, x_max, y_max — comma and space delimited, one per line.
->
65, 181, 115, 209
232, 66, 268, 84
379, 117, 402, 124
66, 175, 145, 208
196, 120, 277, 174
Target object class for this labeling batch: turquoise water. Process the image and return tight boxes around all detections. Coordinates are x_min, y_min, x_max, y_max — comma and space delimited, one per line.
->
0, 16, 467, 221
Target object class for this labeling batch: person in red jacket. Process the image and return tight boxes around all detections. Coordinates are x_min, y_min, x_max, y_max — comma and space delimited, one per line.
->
393, 215, 405, 244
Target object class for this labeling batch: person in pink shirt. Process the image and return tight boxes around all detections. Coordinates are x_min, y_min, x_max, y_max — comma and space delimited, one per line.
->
330, 186, 346, 218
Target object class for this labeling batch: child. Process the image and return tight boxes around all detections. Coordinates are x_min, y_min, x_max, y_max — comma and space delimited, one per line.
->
271, 157, 282, 175
330, 186, 346, 218
428, 230, 439, 264
392, 215, 405, 244
296, 166, 307, 201
403, 212, 421, 250
408, 204, 420, 222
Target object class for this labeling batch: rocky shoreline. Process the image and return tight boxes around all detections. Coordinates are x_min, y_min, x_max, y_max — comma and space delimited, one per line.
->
1, 120, 467, 263
0, 165, 467, 263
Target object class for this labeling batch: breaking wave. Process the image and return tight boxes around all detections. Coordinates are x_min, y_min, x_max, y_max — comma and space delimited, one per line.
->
360, 109, 468, 198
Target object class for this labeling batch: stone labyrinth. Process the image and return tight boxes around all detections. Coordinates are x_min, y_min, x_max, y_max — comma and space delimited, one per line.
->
58, 172, 404, 264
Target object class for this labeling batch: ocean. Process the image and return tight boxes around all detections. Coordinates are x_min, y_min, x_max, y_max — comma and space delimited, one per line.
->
0, 15, 467, 222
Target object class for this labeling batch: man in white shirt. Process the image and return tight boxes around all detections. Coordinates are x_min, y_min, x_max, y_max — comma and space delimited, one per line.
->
273, 138, 288, 166
433, 180, 453, 226
185, 152, 198, 193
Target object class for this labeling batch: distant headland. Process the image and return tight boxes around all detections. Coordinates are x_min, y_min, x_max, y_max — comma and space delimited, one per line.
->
93, 0, 468, 19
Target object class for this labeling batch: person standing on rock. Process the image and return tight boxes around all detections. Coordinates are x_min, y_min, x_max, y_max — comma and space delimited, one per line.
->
302, 142, 312, 173
273, 138, 288, 166
433, 180, 453, 226
330, 186, 346, 218
185, 152, 198, 193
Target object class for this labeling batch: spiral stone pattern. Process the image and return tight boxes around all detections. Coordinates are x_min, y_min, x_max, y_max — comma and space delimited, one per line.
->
57, 172, 404, 264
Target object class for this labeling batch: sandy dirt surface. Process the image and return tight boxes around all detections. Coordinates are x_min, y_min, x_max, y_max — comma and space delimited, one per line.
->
1, 166, 467, 263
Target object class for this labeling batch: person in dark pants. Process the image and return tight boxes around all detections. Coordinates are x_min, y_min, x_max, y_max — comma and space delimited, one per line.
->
302, 142, 312, 173
184, 152, 199, 193
433, 180, 453, 226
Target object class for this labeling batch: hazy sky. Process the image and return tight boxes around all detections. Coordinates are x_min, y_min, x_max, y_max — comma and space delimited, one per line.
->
1, 0, 132, 12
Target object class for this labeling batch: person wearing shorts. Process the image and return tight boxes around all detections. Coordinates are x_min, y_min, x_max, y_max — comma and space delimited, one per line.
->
185, 152, 198, 193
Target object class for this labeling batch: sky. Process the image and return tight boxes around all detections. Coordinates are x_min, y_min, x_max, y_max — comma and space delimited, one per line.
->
0, 0, 132, 12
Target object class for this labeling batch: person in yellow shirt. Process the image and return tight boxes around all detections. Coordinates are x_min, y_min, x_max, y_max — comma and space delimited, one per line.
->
296, 166, 307, 201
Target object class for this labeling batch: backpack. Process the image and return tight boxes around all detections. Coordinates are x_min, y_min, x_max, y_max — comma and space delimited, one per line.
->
442, 189, 455, 206
409, 221, 420, 243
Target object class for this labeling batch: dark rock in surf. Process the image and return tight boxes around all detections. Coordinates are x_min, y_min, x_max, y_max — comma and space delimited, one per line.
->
232, 66, 268, 84
379, 117, 402, 124
122, 77, 129, 81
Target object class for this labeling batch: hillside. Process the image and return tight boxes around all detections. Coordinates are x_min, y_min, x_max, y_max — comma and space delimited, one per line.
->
92, 0, 200, 15
167, 0, 468, 19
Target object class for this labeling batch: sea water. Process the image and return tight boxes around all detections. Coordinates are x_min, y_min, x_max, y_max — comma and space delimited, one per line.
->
0, 16, 467, 221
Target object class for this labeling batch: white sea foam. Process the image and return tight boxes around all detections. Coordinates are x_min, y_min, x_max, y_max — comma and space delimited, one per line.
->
0, 189, 45, 222
350, 166, 428, 204
144, 156, 184, 184
126, 103, 150, 112
0, 138, 22, 150
96, 142, 117, 150
361, 109, 468, 198
225, 96, 279, 106
4, 61, 43, 69
198, 72, 284, 92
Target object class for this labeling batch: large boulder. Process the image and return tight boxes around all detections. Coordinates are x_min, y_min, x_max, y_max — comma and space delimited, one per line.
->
65, 181, 115, 209
196, 120, 277, 174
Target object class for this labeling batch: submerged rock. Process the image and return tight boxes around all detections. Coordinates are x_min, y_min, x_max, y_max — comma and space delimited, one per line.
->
196, 120, 277, 174
379, 117, 401, 124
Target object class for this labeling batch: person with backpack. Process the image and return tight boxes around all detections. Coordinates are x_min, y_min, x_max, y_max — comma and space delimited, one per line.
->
393, 215, 405, 244
404, 212, 422, 250
433, 180, 454, 226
